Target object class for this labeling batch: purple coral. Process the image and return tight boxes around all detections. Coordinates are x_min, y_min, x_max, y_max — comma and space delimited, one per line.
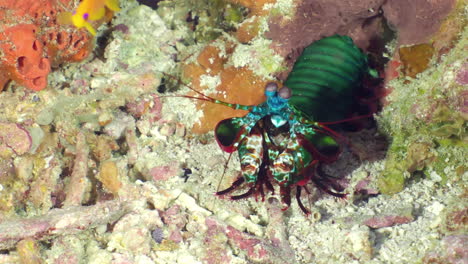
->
382, 0, 456, 45
363, 215, 414, 228
456, 64, 468, 86
151, 228, 164, 243
0, 122, 32, 155
114, 24, 129, 34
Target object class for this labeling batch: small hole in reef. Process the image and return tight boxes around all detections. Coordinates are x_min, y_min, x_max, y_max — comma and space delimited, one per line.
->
32, 40, 39, 51
157, 80, 166, 93
137, 0, 162, 9
146, 201, 156, 210
75, 49, 88, 60
57, 32, 64, 45
67, 34, 73, 45
74, 37, 84, 49
17, 56, 27, 73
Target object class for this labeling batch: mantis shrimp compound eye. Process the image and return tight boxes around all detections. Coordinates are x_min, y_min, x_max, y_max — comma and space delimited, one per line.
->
265, 82, 278, 93
278, 86, 292, 99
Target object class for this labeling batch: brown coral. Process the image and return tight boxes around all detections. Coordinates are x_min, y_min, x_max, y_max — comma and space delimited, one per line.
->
399, 43, 435, 79
98, 160, 122, 196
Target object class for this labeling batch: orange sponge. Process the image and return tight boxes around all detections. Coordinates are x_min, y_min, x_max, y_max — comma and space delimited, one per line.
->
0, 0, 95, 92
236, 17, 261, 43
182, 45, 227, 90
182, 63, 207, 92
182, 42, 268, 134
0, 24, 51, 91
196, 45, 226, 75
42, 29, 93, 67
192, 66, 267, 134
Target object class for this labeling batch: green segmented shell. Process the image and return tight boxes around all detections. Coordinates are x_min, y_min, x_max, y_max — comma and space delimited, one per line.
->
284, 35, 373, 122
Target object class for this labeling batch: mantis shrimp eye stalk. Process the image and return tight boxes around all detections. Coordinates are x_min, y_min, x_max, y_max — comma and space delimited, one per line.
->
265, 82, 278, 93
278, 86, 292, 99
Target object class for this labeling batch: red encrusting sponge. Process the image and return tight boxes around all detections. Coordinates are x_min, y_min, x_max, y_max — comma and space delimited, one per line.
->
0, 0, 94, 92
0, 24, 51, 91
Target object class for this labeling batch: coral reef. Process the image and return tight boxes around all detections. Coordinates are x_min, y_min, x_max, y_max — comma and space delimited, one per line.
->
0, 0, 94, 91
377, 3, 467, 194
0, 0, 466, 263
